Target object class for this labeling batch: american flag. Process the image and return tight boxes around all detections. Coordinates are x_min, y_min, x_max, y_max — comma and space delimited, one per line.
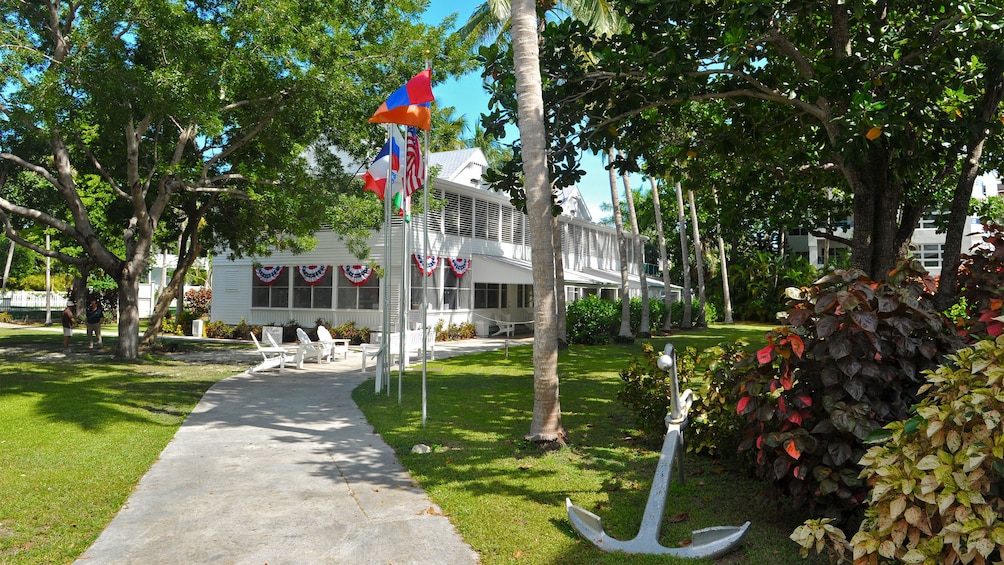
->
405, 126, 424, 197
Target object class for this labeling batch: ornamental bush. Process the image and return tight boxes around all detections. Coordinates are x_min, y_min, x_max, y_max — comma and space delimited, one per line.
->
567, 294, 618, 344
184, 287, 212, 317
793, 336, 1004, 564
734, 262, 960, 526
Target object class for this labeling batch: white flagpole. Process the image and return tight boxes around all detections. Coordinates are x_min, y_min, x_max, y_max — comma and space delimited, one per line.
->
398, 140, 408, 404
379, 124, 394, 395
422, 59, 432, 426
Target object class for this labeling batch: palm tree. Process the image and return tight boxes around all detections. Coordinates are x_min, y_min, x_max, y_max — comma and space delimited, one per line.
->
687, 188, 707, 326
712, 186, 734, 324
512, 0, 563, 444
608, 148, 632, 338
648, 176, 673, 330
620, 152, 649, 336
459, 0, 623, 45
675, 180, 693, 329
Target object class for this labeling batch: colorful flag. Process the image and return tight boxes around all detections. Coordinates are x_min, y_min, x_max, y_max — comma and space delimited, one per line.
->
361, 126, 405, 200
369, 69, 435, 131
405, 126, 425, 197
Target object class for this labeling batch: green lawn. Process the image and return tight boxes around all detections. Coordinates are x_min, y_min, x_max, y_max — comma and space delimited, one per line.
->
0, 327, 239, 564
1, 322, 826, 564
354, 323, 829, 565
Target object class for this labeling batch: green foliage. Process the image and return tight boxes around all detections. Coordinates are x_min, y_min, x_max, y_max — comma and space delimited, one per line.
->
670, 299, 719, 328
231, 319, 253, 340
184, 288, 212, 318
12, 273, 74, 292
795, 336, 1004, 564
434, 320, 476, 341
734, 263, 960, 526
204, 320, 231, 339
955, 224, 1004, 342
0, 312, 12, 323
176, 310, 199, 336
328, 321, 370, 345
628, 297, 669, 333
566, 294, 618, 344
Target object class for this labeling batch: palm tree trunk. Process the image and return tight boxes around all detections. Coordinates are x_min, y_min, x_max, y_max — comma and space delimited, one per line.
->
711, 187, 734, 324
552, 214, 568, 348
607, 148, 632, 337
512, 0, 563, 444
620, 154, 649, 337
687, 189, 707, 326
674, 178, 690, 329
649, 176, 673, 330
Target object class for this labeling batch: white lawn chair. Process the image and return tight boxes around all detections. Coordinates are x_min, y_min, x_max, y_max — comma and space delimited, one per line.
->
317, 326, 350, 360
295, 327, 330, 368
250, 332, 295, 373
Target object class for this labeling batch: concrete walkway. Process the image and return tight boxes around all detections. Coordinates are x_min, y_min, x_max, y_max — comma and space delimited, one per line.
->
73, 337, 530, 564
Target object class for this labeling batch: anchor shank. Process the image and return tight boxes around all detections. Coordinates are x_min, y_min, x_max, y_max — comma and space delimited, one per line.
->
635, 425, 682, 540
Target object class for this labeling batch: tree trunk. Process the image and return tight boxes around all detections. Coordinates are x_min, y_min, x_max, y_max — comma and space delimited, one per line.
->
608, 148, 632, 337
552, 214, 568, 349
934, 62, 1004, 310
513, 0, 563, 444
675, 180, 692, 329
688, 189, 707, 326
143, 212, 207, 343
649, 176, 673, 330
621, 156, 649, 337
712, 187, 734, 324
116, 268, 141, 358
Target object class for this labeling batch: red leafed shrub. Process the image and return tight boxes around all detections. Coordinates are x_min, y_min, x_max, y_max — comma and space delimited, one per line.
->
184, 288, 212, 317
734, 261, 961, 527
955, 223, 1004, 341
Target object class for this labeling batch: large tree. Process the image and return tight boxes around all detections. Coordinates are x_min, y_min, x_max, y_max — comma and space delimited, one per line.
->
0, 0, 468, 358
512, 0, 564, 444
531, 2, 1004, 284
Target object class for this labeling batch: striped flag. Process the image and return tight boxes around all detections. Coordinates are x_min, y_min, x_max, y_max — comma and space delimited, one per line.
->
405, 126, 424, 197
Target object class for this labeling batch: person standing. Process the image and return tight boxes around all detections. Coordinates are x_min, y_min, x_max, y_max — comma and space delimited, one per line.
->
86, 299, 104, 349
61, 301, 75, 354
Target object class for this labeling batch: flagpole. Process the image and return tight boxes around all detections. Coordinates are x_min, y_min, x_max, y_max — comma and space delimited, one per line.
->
398, 156, 408, 404
380, 124, 394, 395
421, 59, 432, 426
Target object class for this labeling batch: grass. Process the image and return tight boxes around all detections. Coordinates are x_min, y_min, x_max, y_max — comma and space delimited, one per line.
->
354, 323, 830, 565
0, 321, 825, 564
0, 327, 240, 564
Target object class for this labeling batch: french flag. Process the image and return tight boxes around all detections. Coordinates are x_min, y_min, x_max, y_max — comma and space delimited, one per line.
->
361, 126, 405, 200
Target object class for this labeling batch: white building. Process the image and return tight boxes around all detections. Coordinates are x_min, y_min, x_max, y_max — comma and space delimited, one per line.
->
789, 174, 1002, 277
210, 148, 674, 336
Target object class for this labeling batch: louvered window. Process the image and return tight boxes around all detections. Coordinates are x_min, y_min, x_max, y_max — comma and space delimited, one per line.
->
501, 207, 514, 244
487, 202, 500, 241
513, 212, 525, 245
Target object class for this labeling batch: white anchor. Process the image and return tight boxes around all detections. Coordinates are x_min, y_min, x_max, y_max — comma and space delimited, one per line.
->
566, 343, 751, 558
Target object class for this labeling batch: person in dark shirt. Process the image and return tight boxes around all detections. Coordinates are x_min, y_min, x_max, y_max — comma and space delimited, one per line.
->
86, 300, 104, 349
61, 301, 75, 354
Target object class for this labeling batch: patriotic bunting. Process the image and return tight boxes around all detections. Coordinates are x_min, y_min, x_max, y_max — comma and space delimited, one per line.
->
297, 265, 329, 286
254, 266, 284, 285
447, 257, 471, 277
340, 265, 375, 287
413, 254, 439, 276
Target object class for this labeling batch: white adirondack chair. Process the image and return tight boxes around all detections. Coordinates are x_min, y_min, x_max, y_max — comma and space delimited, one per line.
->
250, 332, 295, 373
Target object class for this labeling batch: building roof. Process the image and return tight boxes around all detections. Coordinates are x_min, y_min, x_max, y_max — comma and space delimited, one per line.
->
429, 148, 487, 187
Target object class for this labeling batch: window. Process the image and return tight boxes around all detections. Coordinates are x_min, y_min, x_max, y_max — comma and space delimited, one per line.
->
410, 263, 440, 310
252, 267, 289, 308
475, 283, 508, 309
442, 269, 471, 310
919, 244, 944, 269
444, 192, 473, 237
293, 266, 333, 309
336, 270, 380, 309
517, 284, 533, 308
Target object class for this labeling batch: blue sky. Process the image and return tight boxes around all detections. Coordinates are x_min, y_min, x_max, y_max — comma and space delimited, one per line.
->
424, 1, 623, 223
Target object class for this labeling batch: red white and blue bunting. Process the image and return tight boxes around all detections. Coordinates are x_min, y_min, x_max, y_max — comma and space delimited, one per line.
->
413, 254, 440, 276
340, 265, 375, 287
254, 266, 285, 286
447, 257, 471, 277
297, 265, 329, 286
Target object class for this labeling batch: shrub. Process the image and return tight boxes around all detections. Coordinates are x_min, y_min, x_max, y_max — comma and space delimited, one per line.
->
176, 310, 199, 336
232, 319, 253, 340
0, 312, 12, 323
955, 223, 1004, 342
618, 340, 753, 467
793, 336, 1004, 564
434, 320, 476, 341
330, 321, 370, 345
670, 299, 718, 328
567, 294, 619, 344
734, 262, 960, 527
281, 320, 300, 343
204, 320, 231, 339
184, 288, 212, 317
627, 297, 670, 334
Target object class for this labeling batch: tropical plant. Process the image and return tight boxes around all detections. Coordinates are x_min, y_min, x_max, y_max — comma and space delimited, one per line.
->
565, 295, 618, 345
793, 335, 1004, 564
735, 263, 961, 527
